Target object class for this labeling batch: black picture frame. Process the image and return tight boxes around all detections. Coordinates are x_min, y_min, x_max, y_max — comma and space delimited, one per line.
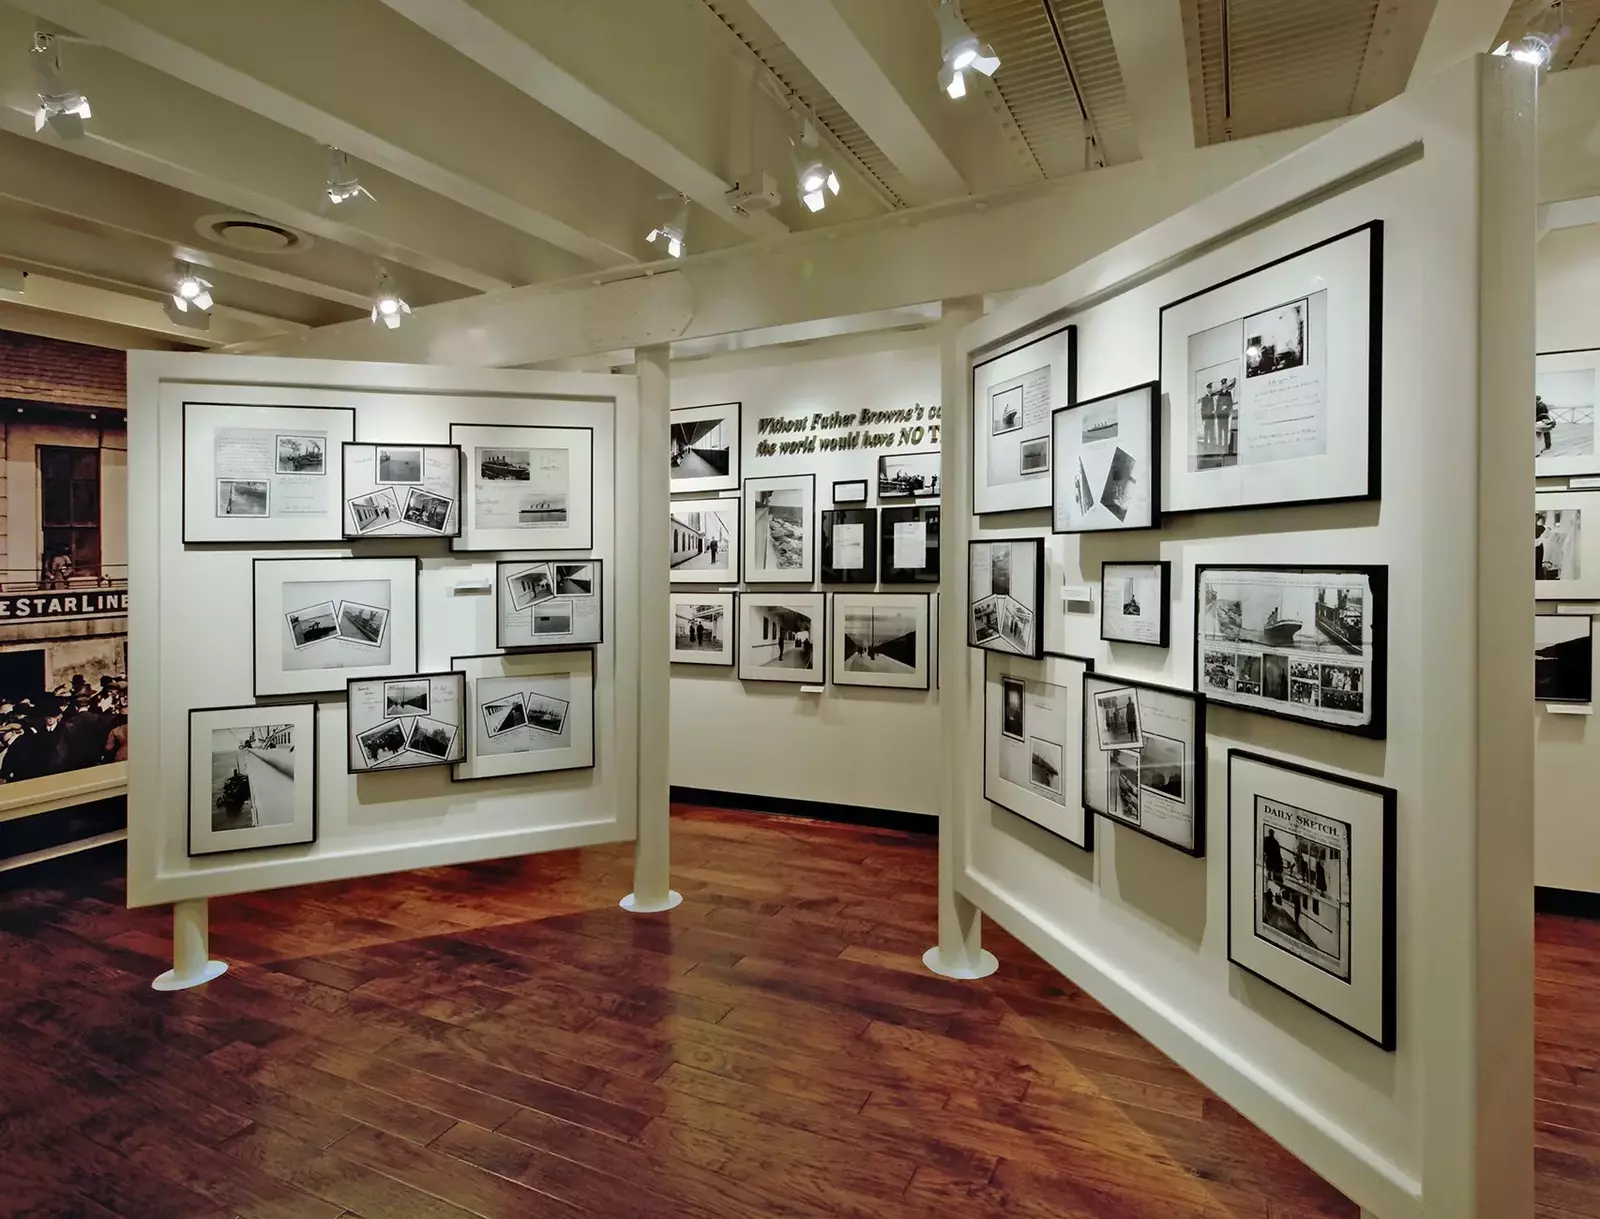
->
877, 451, 942, 501
344, 670, 467, 773
1193, 563, 1388, 739
966, 538, 1044, 658
670, 591, 737, 667
494, 558, 605, 652
181, 401, 358, 545
1051, 380, 1161, 534
1226, 748, 1398, 1051
669, 401, 741, 494
829, 592, 932, 691
448, 422, 596, 553
1535, 613, 1595, 704
970, 322, 1078, 517
879, 505, 940, 584
1100, 560, 1171, 648
186, 702, 318, 858
252, 555, 422, 699
820, 509, 878, 584
742, 473, 817, 584
981, 649, 1096, 853
448, 648, 599, 783
1080, 670, 1206, 857
339, 442, 464, 540
1157, 220, 1383, 519
832, 478, 869, 505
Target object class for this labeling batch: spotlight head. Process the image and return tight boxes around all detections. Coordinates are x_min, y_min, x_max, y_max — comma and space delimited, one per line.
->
794, 145, 841, 214
169, 265, 215, 318
936, 1, 998, 99
370, 272, 410, 329
646, 221, 686, 258
31, 32, 91, 139
325, 147, 374, 205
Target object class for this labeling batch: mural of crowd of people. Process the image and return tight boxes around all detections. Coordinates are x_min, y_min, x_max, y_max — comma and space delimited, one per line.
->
0, 669, 128, 784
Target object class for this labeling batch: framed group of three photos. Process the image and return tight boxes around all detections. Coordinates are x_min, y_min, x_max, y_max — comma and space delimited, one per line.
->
967, 538, 1043, 658
497, 558, 603, 651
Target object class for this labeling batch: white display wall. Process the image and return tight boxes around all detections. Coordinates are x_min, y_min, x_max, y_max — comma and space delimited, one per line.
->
946, 59, 1531, 1219
127, 354, 644, 906
1534, 222, 1600, 895
669, 338, 942, 817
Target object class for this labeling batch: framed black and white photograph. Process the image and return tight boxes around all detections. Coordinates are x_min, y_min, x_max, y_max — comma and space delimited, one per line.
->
449, 423, 594, 552
451, 649, 595, 781
1536, 491, 1600, 599
346, 670, 467, 772
497, 559, 603, 651
821, 508, 877, 585
984, 651, 1092, 850
1196, 564, 1387, 738
1537, 614, 1594, 704
1227, 749, 1396, 1050
879, 505, 939, 584
341, 443, 462, 538
743, 474, 816, 584
972, 324, 1075, 515
183, 401, 357, 543
671, 592, 736, 666
829, 592, 931, 691
738, 592, 825, 684
878, 451, 941, 501
833, 478, 869, 505
1082, 672, 1204, 856
1052, 382, 1159, 533
1536, 349, 1600, 479
252, 556, 420, 697
187, 702, 317, 857
670, 495, 739, 585
671, 401, 740, 494
1101, 560, 1170, 647
1159, 222, 1381, 516
967, 538, 1043, 657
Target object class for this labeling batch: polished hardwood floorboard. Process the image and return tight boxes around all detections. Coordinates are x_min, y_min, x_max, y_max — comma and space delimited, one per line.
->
0, 805, 1586, 1218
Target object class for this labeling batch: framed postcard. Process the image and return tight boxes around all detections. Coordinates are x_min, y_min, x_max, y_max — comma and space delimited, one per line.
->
967, 538, 1043, 657
671, 592, 735, 666
1052, 382, 1159, 533
670, 496, 739, 585
1101, 560, 1170, 647
1536, 348, 1600, 479
1537, 614, 1594, 704
880, 506, 939, 584
743, 474, 816, 584
833, 479, 869, 505
671, 401, 740, 494
1159, 221, 1381, 515
1196, 565, 1387, 738
830, 592, 930, 691
452, 649, 595, 781
984, 651, 1093, 850
821, 509, 877, 585
346, 671, 466, 772
1536, 491, 1600, 599
972, 323, 1075, 515
187, 702, 317, 857
1227, 749, 1397, 1050
183, 402, 356, 544
878, 451, 941, 501
738, 592, 825, 684
253, 556, 420, 697
497, 559, 603, 651
341, 443, 462, 538
449, 423, 594, 552
1082, 672, 1204, 856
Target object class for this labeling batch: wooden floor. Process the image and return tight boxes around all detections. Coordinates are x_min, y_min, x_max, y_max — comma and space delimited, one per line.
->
0, 806, 1590, 1219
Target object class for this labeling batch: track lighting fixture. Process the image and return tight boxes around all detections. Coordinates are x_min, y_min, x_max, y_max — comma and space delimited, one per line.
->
791, 122, 840, 213
936, 0, 999, 100
31, 32, 91, 139
370, 271, 410, 329
325, 147, 373, 205
163, 262, 214, 330
1493, 0, 1564, 66
646, 194, 690, 259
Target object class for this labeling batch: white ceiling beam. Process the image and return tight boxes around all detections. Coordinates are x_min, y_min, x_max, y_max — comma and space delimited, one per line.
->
23, 0, 638, 268
0, 297, 187, 350
1102, 0, 1196, 159
744, 0, 968, 199
1408, 0, 1515, 86
373, 0, 788, 240
0, 270, 296, 347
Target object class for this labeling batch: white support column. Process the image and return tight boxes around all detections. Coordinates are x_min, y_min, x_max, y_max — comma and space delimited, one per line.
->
923, 295, 997, 981
151, 898, 227, 991
621, 342, 682, 914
